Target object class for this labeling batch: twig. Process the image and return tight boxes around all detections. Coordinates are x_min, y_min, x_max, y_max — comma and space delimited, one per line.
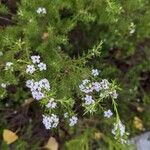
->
0, 16, 15, 23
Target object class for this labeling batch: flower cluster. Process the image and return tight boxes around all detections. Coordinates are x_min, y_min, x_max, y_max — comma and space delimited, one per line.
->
42, 114, 59, 129
5, 62, 13, 71
79, 69, 118, 110
26, 55, 46, 74
26, 78, 50, 100
79, 78, 111, 94
112, 121, 127, 143
25, 55, 78, 130
25, 56, 48, 100
79, 69, 127, 142
25, 60, 122, 140
36, 7, 47, 14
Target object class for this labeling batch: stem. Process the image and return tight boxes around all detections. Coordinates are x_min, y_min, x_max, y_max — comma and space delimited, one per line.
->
112, 98, 120, 122
0, 16, 15, 23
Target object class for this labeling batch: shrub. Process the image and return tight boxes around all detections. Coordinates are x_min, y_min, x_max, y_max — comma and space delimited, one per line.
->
0, 0, 150, 149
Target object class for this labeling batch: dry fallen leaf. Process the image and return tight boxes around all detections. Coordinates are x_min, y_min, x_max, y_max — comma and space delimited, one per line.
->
44, 137, 59, 150
3, 129, 18, 145
134, 116, 144, 131
137, 106, 144, 112
22, 98, 34, 106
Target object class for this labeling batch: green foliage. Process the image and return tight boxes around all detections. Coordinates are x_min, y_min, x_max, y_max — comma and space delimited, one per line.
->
65, 129, 92, 150
0, 4, 8, 14
0, 0, 150, 149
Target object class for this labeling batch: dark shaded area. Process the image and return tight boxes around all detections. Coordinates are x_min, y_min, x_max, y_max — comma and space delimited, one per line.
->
0, 100, 51, 148
0, 0, 18, 26
140, 71, 150, 92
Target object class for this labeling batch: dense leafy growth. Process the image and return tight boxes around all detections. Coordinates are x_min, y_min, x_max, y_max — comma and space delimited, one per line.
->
0, 0, 150, 149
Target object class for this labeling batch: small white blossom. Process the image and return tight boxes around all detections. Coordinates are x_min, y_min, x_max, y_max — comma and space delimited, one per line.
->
69, 116, 78, 126
5, 62, 13, 70
36, 7, 47, 14
79, 79, 93, 93
100, 79, 110, 89
32, 81, 41, 91
26, 78, 50, 100
92, 82, 102, 92
129, 22, 136, 35
31, 90, 44, 100
46, 98, 57, 109
26, 79, 34, 88
112, 121, 125, 137
92, 69, 99, 76
104, 109, 113, 118
26, 65, 36, 74
82, 79, 90, 84
1, 83, 7, 88
39, 78, 50, 91
42, 114, 59, 129
38, 62, 46, 71
84, 95, 95, 105
31, 55, 40, 64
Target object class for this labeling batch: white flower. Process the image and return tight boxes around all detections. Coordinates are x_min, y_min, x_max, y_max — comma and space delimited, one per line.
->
82, 79, 90, 84
38, 62, 46, 71
110, 90, 118, 99
46, 98, 57, 109
104, 109, 113, 118
112, 121, 125, 137
84, 95, 95, 105
32, 81, 41, 91
92, 69, 99, 76
37, 7, 42, 14
26, 79, 34, 88
100, 79, 110, 89
31, 91, 44, 100
6, 62, 13, 67
69, 116, 78, 126
79, 79, 93, 93
92, 82, 102, 92
1, 83, 7, 88
0, 51, 3, 56
39, 78, 50, 91
42, 114, 59, 130
26, 65, 36, 74
36, 7, 47, 14
5, 62, 13, 70
31, 55, 40, 64
129, 22, 136, 35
